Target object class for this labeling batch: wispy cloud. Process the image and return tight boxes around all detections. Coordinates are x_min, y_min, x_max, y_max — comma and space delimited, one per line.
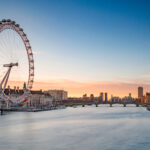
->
143, 74, 150, 78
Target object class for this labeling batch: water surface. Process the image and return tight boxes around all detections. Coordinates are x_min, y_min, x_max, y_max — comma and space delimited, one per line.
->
0, 105, 150, 150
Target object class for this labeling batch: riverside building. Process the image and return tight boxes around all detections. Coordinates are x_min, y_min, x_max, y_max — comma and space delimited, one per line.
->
138, 87, 143, 99
3, 86, 53, 108
105, 93, 108, 103
45, 90, 68, 102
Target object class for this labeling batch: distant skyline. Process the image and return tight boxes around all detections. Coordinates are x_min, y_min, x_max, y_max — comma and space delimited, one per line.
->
7, 80, 150, 98
0, 0, 150, 97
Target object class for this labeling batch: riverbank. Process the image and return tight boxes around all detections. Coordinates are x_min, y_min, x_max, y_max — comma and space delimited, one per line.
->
0, 105, 66, 115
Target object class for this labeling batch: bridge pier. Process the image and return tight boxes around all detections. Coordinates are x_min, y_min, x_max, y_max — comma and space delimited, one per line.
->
123, 103, 126, 107
0, 109, 4, 115
95, 103, 98, 107
141, 103, 145, 107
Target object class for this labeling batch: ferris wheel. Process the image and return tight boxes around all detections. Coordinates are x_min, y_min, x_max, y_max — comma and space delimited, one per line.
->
0, 19, 34, 104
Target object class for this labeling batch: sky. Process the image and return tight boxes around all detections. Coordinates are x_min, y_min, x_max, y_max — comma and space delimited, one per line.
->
0, 0, 150, 97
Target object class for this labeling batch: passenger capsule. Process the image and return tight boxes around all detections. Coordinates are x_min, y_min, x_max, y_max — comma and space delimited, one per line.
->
23, 33, 26, 36
11, 21, 15, 24
15, 24, 20, 27
30, 60, 34, 63
2, 19, 6, 22
19, 28, 23, 31
27, 46, 31, 49
7, 19, 11, 22
25, 40, 29, 42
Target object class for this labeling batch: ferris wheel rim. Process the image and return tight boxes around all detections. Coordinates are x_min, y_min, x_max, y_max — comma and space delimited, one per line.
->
0, 19, 34, 91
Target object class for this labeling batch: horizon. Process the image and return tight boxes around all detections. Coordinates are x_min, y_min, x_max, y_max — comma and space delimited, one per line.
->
0, 0, 150, 97
6, 80, 150, 98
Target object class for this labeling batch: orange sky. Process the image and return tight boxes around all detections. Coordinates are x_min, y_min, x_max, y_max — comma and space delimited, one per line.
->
7, 80, 150, 98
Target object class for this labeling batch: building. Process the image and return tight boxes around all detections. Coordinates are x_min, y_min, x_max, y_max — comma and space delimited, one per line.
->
90, 94, 94, 101
145, 93, 150, 103
4, 86, 24, 104
111, 96, 121, 103
82, 94, 88, 101
122, 94, 135, 103
99, 92, 103, 102
45, 90, 68, 101
138, 87, 143, 99
28, 90, 53, 107
105, 93, 108, 103
3, 86, 53, 108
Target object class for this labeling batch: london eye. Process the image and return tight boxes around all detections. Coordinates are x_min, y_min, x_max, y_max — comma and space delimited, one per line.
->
0, 19, 34, 105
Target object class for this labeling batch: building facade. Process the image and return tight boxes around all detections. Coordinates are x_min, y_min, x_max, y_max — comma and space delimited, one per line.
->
3, 87, 53, 108
105, 93, 108, 103
45, 90, 68, 101
138, 87, 143, 99
145, 93, 150, 103
99, 92, 104, 102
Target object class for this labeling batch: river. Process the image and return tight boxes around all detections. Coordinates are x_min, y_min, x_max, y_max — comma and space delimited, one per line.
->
0, 105, 150, 150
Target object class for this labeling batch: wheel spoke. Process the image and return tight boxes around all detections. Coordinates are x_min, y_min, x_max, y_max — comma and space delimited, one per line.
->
0, 19, 34, 104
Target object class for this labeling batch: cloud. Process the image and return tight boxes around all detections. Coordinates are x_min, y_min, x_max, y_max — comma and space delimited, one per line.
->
143, 74, 150, 78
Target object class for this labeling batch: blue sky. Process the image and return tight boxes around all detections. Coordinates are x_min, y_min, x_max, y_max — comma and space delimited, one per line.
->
0, 0, 150, 96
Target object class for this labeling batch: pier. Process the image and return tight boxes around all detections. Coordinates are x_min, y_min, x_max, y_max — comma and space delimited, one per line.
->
0, 105, 64, 115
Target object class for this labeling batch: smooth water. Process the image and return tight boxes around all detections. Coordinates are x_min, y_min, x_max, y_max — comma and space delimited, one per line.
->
0, 105, 150, 150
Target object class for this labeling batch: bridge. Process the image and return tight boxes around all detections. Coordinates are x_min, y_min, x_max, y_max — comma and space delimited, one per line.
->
63, 101, 149, 108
